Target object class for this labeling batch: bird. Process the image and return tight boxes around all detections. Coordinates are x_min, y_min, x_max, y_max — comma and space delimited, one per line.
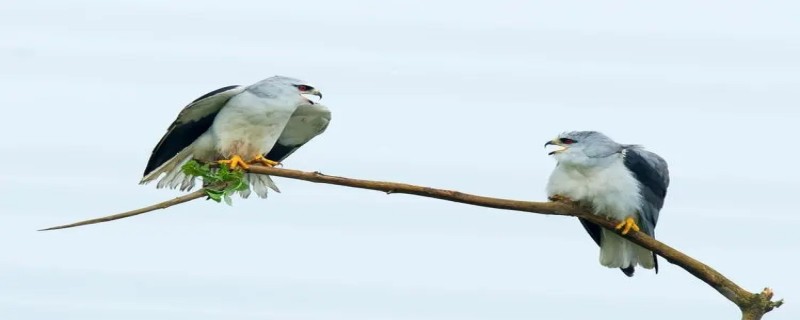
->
139, 75, 331, 199
544, 131, 670, 277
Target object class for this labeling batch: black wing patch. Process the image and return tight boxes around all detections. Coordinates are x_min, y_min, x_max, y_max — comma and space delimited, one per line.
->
142, 85, 240, 176
264, 143, 302, 163
622, 148, 669, 236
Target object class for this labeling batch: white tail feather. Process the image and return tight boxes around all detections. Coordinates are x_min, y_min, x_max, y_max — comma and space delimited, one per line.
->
599, 229, 655, 270
238, 173, 280, 199
140, 146, 195, 187
634, 241, 656, 269
599, 229, 656, 270
599, 230, 629, 268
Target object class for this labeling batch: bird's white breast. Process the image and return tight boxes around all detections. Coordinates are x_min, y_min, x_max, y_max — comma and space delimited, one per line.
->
210, 90, 299, 158
546, 156, 642, 221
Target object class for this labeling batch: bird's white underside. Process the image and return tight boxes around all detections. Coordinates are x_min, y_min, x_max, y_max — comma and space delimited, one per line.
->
546, 153, 655, 270
207, 90, 299, 159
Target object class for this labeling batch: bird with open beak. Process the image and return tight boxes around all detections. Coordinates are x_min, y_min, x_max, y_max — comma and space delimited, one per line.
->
543, 130, 671, 277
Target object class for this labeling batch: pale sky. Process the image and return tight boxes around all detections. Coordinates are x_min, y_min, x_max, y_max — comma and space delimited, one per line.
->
1, 0, 798, 319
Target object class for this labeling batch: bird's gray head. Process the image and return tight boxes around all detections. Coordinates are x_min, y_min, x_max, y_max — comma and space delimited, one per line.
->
544, 131, 623, 167
254, 75, 323, 104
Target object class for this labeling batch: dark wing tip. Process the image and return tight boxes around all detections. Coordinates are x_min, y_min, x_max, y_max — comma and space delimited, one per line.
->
653, 252, 659, 274
621, 266, 635, 277
264, 143, 302, 163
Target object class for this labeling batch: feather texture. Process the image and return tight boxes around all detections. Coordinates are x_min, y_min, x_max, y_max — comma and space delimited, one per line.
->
140, 76, 330, 199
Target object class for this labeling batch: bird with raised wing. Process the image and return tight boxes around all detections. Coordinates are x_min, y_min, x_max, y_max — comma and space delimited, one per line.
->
544, 131, 670, 276
140, 75, 331, 199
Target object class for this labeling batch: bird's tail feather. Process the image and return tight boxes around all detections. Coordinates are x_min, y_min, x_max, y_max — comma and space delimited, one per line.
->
634, 241, 657, 270
139, 146, 196, 188
236, 173, 280, 199
140, 146, 280, 199
599, 230, 630, 268
599, 229, 656, 273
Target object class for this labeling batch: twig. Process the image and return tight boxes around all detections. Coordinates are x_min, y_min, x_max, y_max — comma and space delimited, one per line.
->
39, 165, 783, 319
38, 190, 207, 231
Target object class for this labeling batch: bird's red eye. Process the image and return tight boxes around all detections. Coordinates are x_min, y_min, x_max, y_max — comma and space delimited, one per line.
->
295, 85, 313, 91
560, 138, 575, 144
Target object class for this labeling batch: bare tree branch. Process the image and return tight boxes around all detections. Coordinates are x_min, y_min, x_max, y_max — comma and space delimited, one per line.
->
39, 190, 207, 231
39, 165, 784, 319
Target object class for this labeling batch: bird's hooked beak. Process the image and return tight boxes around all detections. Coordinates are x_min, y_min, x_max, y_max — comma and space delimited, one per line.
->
544, 139, 568, 155
310, 88, 322, 100
300, 88, 323, 104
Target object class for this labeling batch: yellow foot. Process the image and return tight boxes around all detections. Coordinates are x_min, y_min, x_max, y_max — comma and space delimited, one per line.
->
615, 217, 641, 235
548, 194, 573, 203
251, 154, 282, 167
218, 155, 250, 170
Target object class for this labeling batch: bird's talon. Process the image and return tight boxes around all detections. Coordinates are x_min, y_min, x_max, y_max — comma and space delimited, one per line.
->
218, 155, 250, 170
251, 155, 282, 167
615, 217, 640, 235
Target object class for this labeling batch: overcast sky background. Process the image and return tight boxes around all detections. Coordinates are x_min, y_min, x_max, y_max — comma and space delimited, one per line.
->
1, 0, 798, 319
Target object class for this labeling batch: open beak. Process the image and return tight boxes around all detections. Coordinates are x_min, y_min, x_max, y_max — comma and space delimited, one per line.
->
301, 89, 323, 104
310, 89, 322, 100
544, 139, 568, 155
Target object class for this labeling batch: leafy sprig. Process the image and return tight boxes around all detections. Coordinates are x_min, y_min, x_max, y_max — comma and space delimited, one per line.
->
181, 160, 250, 205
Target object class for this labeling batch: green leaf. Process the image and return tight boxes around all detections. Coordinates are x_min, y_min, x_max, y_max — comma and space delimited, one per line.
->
181, 159, 252, 206
233, 179, 249, 191
181, 160, 203, 176
205, 189, 223, 202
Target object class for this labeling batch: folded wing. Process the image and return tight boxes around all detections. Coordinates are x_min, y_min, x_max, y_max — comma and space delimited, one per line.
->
265, 103, 332, 162
141, 85, 244, 181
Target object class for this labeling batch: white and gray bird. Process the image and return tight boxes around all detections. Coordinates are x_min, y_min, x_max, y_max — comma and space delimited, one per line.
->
544, 131, 670, 277
140, 75, 331, 198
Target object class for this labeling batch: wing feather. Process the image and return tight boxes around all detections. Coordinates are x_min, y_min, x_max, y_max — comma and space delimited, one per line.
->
142, 85, 244, 176
622, 146, 670, 236
264, 103, 332, 162
623, 146, 670, 273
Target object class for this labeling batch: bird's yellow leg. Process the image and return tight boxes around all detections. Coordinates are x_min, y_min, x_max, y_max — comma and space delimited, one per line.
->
251, 154, 282, 167
217, 155, 250, 170
615, 217, 641, 235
